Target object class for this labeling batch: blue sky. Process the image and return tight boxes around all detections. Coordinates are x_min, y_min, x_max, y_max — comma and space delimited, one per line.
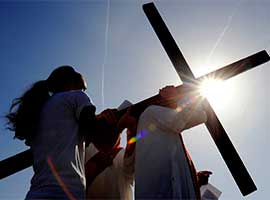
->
0, 0, 269, 199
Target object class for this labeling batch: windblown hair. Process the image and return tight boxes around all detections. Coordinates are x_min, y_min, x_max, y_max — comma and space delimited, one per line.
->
6, 66, 86, 146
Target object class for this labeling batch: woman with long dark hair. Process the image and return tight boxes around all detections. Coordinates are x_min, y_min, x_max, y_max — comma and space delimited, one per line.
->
6, 66, 131, 199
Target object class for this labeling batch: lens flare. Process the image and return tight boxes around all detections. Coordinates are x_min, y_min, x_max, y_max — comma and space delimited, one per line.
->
199, 78, 232, 109
128, 130, 148, 144
200, 78, 224, 98
47, 157, 77, 200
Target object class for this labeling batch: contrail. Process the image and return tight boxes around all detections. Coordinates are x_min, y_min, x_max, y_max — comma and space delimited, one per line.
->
205, 0, 243, 66
101, 0, 110, 109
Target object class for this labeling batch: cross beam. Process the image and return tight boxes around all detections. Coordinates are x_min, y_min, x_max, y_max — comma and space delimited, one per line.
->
143, 2, 267, 196
0, 149, 32, 180
0, 50, 268, 181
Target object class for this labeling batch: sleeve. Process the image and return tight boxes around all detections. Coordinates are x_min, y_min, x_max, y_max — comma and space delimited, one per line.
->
138, 104, 206, 134
112, 150, 134, 183
122, 152, 135, 184
138, 105, 186, 134
72, 90, 95, 120
69, 91, 99, 145
114, 150, 135, 200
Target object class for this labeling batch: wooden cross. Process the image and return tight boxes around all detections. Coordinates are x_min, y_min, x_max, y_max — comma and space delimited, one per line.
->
0, 3, 269, 197
142, 2, 269, 196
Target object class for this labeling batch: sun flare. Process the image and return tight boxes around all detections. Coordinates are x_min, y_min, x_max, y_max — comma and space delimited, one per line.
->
200, 79, 224, 97
199, 78, 231, 109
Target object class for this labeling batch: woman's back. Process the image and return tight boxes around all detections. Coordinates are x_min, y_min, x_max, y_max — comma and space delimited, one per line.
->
27, 90, 93, 199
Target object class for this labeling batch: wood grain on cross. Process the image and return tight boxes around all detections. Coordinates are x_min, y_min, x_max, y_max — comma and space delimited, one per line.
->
142, 2, 269, 196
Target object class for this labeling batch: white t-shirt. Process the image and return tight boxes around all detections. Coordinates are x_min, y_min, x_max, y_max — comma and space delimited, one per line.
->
26, 90, 93, 199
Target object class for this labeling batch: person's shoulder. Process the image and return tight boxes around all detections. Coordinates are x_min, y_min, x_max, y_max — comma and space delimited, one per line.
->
52, 90, 92, 105
54, 90, 89, 98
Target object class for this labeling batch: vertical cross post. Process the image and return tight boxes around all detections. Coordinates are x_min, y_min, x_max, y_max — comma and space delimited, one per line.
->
143, 2, 258, 195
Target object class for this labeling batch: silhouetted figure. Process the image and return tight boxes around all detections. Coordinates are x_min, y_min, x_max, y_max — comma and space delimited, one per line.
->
6, 66, 131, 200
85, 86, 212, 200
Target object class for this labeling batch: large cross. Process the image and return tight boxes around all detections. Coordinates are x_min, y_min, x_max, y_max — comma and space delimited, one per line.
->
0, 2, 269, 197
142, 2, 268, 196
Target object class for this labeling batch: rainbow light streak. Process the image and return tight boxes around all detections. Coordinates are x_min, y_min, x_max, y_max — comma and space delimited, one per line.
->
47, 157, 77, 200
128, 130, 148, 144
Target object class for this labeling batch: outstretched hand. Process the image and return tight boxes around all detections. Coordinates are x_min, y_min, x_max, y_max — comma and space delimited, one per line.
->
159, 85, 179, 98
159, 84, 196, 100
159, 85, 180, 108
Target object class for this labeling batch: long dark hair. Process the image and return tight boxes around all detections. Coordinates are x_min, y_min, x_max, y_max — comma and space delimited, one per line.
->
6, 66, 86, 146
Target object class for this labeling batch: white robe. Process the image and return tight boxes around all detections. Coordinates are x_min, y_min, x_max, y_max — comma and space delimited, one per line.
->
86, 144, 134, 200
135, 105, 197, 199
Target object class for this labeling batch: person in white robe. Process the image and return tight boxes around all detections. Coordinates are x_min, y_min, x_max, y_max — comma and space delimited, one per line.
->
135, 86, 209, 200
135, 105, 205, 199
86, 86, 213, 200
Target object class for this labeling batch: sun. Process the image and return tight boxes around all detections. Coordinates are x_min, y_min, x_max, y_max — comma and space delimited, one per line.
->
199, 78, 232, 109
200, 79, 224, 98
